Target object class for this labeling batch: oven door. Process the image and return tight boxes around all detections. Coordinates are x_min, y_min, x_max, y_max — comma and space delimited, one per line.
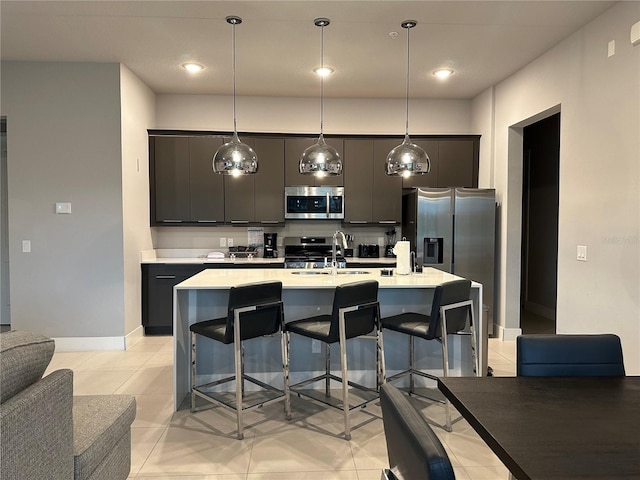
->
285, 186, 344, 219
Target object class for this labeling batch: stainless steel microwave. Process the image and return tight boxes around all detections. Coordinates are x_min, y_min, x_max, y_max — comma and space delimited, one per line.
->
284, 186, 344, 219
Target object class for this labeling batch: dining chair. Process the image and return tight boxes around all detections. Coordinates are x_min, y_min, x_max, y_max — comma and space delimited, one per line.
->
189, 281, 286, 439
381, 279, 476, 431
284, 280, 383, 440
516, 333, 625, 376
380, 383, 456, 480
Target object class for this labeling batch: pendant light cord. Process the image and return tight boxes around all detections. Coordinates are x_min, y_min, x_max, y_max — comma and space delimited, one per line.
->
404, 24, 410, 137
232, 19, 238, 134
320, 23, 325, 136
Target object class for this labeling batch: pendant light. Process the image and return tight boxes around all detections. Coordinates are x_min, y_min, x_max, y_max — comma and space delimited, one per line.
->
385, 20, 430, 177
213, 15, 258, 176
299, 18, 342, 177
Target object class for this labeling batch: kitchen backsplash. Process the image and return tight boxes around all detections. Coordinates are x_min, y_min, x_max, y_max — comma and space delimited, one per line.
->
152, 221, 402, 251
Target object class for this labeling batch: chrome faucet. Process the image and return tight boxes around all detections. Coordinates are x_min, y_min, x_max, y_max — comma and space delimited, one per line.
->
332, 230, 348, 275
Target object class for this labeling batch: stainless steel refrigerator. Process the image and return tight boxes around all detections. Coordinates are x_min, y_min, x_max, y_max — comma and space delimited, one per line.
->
402, 187, 496, 334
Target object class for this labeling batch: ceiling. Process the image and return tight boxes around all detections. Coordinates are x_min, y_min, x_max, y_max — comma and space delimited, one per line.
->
0, 1, 616, 100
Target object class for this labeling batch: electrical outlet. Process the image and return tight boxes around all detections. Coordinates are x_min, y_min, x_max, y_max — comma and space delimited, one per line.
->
220, 238, 227, 247
312, 339, 321, 354
22, 240, 31, 253
227, 238, 234, 247
377, 237, 384, 245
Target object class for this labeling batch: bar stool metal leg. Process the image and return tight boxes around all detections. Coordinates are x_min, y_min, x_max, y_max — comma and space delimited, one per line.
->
233, 310, 244, 439
338, 308, 351, 441
281, 327, 291, 421
409, 336, 415, 394
377, 304, 385, 390
190, 331, 197, 412
325, 343, 331, 397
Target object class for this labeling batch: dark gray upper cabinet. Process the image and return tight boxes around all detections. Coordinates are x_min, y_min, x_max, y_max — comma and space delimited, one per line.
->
150, 132, 478, 226
401, 138, 479, 188
254, 137, 285, 224
150, 135, 225, 225
438, 139, 476, 187
223, 136, 285, 224
151, 136, 191, 223
401, 139, 440, 188
343, 139, 402, 224
343, 139, 374, 223
285, 137, 344, 187
189, 136, 225, 223
223, 135, 256, 223
372, 139, 403, 223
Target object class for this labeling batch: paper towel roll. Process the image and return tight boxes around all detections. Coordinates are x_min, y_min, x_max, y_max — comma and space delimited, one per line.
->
393, 240, 411, 275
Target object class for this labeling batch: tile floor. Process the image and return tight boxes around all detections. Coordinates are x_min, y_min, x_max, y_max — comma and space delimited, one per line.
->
45, 336, 517, 480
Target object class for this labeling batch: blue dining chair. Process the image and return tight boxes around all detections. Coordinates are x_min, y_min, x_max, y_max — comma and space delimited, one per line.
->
516, 334, 625, 377
380, 383, 456, 480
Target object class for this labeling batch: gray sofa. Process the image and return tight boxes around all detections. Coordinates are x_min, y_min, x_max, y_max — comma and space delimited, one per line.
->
0, 330, 136, 480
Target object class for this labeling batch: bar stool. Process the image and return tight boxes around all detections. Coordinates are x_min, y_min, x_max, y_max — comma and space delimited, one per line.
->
381, 279, 476, 431
283, 280, 384, 440
189, 281, 285, 439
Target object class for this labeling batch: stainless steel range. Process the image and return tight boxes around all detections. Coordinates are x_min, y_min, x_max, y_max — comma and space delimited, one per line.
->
283, 236, 347, 269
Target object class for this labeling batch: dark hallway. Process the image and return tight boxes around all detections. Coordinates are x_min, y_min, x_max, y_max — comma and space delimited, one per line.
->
520, 112, 560, 335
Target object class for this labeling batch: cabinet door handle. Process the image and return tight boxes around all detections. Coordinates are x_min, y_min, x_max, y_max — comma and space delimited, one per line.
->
162, 220, 183, 223
156, 275, 176, 279
230, 221, 249, 224
260, 221, 281, 224
378, 221, 397, 224
197, 220, 218, 223
348, 221, 368, 224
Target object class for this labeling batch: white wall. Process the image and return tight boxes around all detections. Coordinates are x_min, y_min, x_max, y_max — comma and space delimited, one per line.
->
473, 2, 640, 373
156, 95, 472, 134
120, 65, 156, 336
1, 62, 126, 340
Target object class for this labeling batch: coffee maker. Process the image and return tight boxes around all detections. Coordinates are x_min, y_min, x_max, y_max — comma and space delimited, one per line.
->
263, 233, 278, 258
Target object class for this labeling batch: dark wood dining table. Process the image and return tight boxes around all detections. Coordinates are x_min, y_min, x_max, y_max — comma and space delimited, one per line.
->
437, 376, 640, 480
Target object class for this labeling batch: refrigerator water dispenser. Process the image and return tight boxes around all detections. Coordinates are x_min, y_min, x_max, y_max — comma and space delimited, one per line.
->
423, 237, 443, 265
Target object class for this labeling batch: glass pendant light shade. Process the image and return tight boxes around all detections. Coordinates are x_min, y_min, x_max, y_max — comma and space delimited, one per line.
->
213, 15, 257, 175
213, 131, 258, 176
385, 134, 430, 177
299, 133, 342, 176
300, 18, 342, 177
385, 20, 429, 177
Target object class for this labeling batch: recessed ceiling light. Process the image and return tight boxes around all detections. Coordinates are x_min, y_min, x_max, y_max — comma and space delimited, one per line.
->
433, 68, 454, 79
313, 66, 334, 77
182, 63, 204, 73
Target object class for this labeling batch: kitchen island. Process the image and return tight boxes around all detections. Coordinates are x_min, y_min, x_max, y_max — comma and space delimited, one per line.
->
173, 267, 484, 410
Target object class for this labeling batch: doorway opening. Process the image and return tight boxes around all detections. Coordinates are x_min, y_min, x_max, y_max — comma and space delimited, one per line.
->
520, 112, 559, 334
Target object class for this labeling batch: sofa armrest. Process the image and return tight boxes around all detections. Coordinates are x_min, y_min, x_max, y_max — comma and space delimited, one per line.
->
1, 368, 74, 479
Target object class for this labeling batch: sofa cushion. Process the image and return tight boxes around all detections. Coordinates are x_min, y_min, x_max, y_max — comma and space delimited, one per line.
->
73, 394, 136, 480
0, 330, 55, 403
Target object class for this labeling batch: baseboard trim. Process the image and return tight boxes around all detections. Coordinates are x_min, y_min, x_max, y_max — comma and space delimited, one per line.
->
125, 326, 145, 350
53, 335, 126, 351
496, 325, 522, 341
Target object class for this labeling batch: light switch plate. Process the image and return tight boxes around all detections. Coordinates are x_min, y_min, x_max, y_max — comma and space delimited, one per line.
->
220, 238, 227, 247
577, 245, 587, 262
56, 202, 72, 214
227, 238, 234, 247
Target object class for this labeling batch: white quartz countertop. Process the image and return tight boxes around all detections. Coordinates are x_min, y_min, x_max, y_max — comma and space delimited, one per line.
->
175, 267, 476, 290
140, 249, 395, 265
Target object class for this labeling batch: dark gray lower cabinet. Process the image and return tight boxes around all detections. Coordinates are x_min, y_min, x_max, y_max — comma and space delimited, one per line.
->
142, 264, 205, 335
142, 262, 285, 335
